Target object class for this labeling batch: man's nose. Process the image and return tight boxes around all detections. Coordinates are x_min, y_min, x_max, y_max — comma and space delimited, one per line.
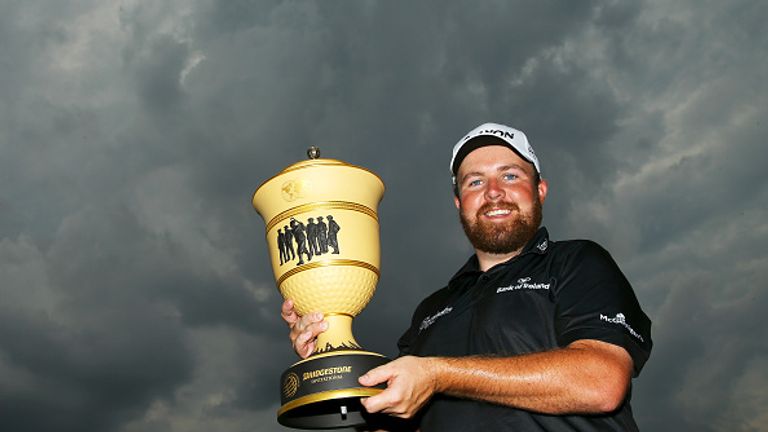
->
484, 179, 505, 200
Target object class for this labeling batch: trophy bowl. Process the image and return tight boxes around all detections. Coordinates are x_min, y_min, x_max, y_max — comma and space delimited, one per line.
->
252, 148, 388, 429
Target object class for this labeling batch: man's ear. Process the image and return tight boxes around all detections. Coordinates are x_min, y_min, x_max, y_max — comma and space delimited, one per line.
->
453, 193, 460, 210
538, 178, 549, 203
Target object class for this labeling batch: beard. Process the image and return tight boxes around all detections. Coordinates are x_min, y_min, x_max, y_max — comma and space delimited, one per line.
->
460, 198, 542, 255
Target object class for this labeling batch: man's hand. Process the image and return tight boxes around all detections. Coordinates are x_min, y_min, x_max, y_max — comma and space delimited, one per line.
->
358, 356, 438, 419
280, 299, 328, 359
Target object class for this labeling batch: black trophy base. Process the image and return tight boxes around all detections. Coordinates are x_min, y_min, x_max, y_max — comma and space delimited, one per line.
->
278, 350, 389, 429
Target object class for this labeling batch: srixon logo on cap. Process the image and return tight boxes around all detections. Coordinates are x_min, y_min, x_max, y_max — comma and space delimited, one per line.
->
465, 129, 515, 142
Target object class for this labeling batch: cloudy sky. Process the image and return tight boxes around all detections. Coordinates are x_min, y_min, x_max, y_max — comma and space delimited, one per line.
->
1, 1, 766, 431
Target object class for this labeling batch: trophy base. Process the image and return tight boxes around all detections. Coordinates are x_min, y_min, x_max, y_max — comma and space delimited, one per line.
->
278, 350, 389, 429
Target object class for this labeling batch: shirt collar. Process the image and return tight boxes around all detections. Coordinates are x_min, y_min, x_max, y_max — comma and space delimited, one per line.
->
521, 226, 551, 256
447, 227, 551, 288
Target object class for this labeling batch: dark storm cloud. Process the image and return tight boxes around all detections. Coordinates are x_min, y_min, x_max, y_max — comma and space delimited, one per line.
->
639, 273, 768, 430
1, 1, 766, 431
549, 3, 768, 430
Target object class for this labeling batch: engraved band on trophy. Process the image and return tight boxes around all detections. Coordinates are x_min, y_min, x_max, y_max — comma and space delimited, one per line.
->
252, 147, 388, 429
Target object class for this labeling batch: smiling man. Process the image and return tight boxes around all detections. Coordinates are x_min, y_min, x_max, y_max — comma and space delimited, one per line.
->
283, 122, 653, 431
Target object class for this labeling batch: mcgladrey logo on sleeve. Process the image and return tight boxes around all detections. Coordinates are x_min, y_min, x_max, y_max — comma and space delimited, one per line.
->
419, 307, 453, 333
496, 277, 551, 294
600, 312, 645, 342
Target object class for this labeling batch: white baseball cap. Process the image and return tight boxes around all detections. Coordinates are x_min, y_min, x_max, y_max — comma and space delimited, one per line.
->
450, 122, 541, 181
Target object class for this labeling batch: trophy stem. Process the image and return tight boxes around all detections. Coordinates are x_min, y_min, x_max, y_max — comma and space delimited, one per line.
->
314, 314, 361, 355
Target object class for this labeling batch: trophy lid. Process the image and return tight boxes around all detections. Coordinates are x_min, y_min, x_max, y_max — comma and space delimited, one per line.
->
252, 148, 384, 222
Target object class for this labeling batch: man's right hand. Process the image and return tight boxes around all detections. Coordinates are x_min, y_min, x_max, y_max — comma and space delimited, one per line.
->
281, 299, 328, 359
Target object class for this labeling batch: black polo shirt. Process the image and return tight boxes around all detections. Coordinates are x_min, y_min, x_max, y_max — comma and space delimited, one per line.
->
397, 227, 652, 432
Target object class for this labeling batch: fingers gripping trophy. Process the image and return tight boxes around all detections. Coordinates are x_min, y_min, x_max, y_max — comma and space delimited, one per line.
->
252, 147, 388, 429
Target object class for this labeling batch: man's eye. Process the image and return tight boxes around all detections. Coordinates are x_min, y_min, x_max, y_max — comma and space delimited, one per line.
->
503, 173, 518, 181
468, 179, 483, 187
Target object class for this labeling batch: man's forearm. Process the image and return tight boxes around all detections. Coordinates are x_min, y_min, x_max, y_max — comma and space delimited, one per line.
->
427, 340, 633, 414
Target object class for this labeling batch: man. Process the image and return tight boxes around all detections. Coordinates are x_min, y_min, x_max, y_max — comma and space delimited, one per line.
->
283, 224, 296, 262
277, 228, 287, 265
327, 215, 341, 254
282, 122, 652, 431
290, 218, 312, 266
317, 216, 329, 254
307, 217, 320, 256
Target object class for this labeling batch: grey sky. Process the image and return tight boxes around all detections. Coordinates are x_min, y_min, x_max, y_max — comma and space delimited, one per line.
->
1, 1, 766, 431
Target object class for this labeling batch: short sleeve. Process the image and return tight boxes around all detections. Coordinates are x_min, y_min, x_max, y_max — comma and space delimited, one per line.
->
553, 241, 653, 376
397, 296, 430, 357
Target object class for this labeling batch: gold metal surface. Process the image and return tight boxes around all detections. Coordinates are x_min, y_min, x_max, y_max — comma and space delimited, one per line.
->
291, 350, 386, 366
276, 259, 380, 287
253, 159, 384, 200
265, 200, 378, 233
252, 153, 387, 418
324, 312, 354, 318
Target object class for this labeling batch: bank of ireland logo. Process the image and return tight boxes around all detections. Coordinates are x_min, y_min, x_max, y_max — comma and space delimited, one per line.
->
282, 372, 300, 399
495, 277, 551, 294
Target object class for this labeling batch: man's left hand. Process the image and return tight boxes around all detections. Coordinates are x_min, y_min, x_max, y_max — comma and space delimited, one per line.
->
358, 356, 438, 419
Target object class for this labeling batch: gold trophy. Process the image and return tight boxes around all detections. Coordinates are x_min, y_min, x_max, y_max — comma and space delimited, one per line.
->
252, 147, 388, 429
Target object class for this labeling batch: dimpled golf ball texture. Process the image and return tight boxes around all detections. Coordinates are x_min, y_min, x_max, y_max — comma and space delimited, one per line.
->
280, 266, 378, 316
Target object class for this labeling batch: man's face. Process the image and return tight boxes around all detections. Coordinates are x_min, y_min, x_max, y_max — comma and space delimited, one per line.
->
454, 145, 548, 254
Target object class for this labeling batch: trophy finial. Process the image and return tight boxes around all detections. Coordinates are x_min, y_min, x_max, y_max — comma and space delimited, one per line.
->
307, 146, 320, 159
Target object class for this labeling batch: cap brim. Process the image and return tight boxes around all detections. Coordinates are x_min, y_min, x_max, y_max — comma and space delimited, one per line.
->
451, 136, 516, 175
